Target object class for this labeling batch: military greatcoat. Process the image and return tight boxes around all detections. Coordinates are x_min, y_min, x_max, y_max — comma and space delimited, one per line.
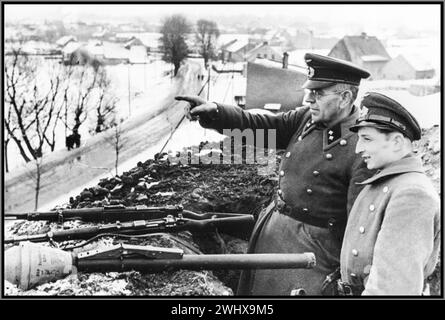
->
201, 103, 373, 295
340, 155, 440, 295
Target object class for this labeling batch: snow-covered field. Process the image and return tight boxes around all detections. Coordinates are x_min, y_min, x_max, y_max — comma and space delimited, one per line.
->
5, 57, 174, 172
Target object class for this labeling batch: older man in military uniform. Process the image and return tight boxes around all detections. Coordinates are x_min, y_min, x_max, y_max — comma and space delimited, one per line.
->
176, 53, 374, 295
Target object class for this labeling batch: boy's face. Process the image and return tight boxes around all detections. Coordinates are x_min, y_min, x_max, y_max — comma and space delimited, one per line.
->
355, 126, 397, 170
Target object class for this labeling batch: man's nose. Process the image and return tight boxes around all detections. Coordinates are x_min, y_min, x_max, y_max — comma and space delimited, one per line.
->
355, 140, 364, 154
304, 91, 315, 104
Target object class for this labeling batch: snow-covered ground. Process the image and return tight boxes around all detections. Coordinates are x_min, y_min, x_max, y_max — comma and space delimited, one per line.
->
5, 58, 174, 172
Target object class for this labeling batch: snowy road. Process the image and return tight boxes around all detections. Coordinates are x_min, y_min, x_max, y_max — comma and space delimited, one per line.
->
4, 60, 212, 212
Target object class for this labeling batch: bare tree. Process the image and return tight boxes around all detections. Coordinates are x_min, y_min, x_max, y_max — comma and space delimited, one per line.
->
104, 119, 126, 176
4, 48, 66, 163
62, 60, 101, 150
160, 14, 191, 76
195, 19, 220, 68
93, 68, 118, 134
4, 103, 17, 172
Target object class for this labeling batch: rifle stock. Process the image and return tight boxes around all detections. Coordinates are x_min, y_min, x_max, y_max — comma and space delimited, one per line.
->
5, 205, 184, 222
5, 206, 243, 223
4, 215, 255, 244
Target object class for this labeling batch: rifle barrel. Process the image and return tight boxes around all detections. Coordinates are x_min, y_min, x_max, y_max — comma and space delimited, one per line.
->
4, 215, 256, 244
4, 206, 185, 222
77, 252, 316, 272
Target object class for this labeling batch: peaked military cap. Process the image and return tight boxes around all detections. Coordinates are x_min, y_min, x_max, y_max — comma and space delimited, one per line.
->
302, 53, 371, 89
350, 92, 421, 141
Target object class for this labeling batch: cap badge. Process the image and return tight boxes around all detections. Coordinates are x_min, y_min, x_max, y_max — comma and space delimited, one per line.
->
359, 106, 369, 118
307, 67, 315, 78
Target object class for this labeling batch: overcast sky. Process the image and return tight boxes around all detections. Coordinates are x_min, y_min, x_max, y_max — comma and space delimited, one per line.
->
4, 3, 441, 36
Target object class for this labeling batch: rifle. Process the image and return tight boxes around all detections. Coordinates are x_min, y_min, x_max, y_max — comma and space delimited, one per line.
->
4, 214, 255, 244
5, 205, 242, 223
5, 242, 316, 290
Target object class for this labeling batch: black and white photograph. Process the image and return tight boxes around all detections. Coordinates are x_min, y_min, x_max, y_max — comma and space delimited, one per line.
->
2, 1, 442, 303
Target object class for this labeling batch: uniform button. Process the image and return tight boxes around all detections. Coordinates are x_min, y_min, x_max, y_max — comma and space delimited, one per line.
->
369, 204, 375, 211
298, 136, 303, 141
277, 189, 282, 196
302, 208, 309, 213
364, 265, 372, 275
279, 170, 285, 177
285, 152, 291, 158
306, 122, 311, 127
325, 153, 333, 160
306, 189, 313, 194
340, 139, 347, 146
350, 273, 357, 278
383, 186, 389, 193
352, 249, 358, 256
313, 170, 320, 176
359, 226, 365, 234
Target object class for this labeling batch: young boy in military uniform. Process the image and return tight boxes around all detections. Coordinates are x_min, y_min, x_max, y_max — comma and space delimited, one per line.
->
339, 92, 440, 295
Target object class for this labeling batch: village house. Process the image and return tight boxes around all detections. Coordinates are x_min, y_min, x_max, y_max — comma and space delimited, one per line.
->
124, 37, 145, 49
56, 35, 77, 48
262, 28, 296, 50
381, 54, 435, 80
245, 53, 307, 112
129, 46, 148, 64
328, 32, 391, 79
220, 38, 256, 63
101, 43, 130, 65
63, 42, 130, 66
245, 42, 283, 62
62, 41, 84, 65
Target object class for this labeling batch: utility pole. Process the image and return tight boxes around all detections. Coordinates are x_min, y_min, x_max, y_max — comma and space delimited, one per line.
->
127, 62, 131, 117
207, 65, 211, 100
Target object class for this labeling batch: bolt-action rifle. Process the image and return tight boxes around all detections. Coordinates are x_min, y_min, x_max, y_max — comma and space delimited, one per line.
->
4, 205, 242, 223
5, 214, 255, 244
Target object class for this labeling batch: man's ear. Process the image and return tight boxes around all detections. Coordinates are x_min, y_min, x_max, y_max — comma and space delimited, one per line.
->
339, 90, 353, 109
390, 132, 406, 151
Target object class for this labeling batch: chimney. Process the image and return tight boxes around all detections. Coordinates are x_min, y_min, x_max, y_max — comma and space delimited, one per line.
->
361, 32, 368, 39
282, 52, 289, 69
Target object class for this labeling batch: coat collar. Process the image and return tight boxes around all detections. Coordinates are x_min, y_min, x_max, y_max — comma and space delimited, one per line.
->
357, 154, 424, 185
302, 105, 359, 143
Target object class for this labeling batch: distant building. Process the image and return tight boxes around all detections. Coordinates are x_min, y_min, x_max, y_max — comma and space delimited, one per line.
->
92, 29, 113, 40
124, 37, 145, 49
221, 39, 255, 63
245, 56, 307, 112
62, 42, 84, 65
63, 42, 130, 66
129, 46, 148, 64
328, 33, 391, 79
56, 35, 77, 48
102, 44, 130, 65
245, 42, 283, 62
381, 54, 435, 80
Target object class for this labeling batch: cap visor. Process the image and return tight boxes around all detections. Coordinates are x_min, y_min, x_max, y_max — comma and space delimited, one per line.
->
302, 80, 336, 90
349, 121, 394, 133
